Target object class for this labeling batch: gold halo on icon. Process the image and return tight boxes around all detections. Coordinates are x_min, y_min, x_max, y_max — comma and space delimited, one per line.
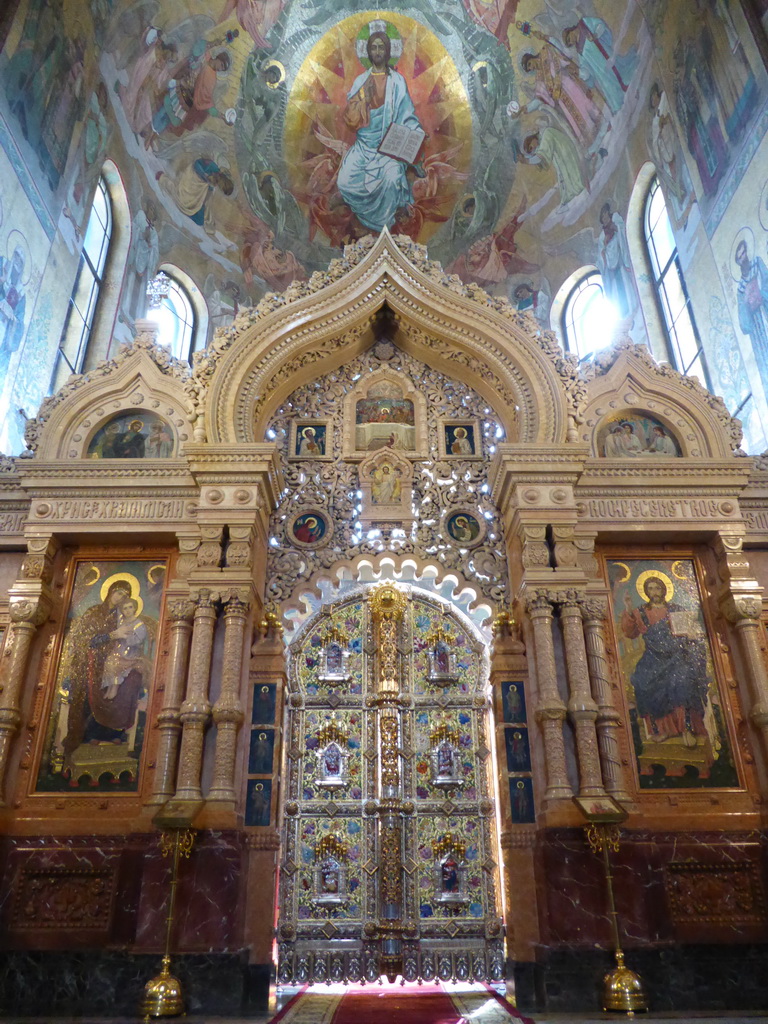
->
671, 560, 691, 580
635, 569, 674, 603
612, 561, 631, 583
83, 566, 101, 587
262, 58, 285, 88
147, 563, 166, 585
100, 572, 144, 616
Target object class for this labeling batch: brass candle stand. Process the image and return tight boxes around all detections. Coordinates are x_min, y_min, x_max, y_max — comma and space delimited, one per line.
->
141, 827, 196, 1019
584, 820, 647, 1016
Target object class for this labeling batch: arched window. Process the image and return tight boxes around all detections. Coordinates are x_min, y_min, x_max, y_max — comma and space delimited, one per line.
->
561, 270, 618, 361
52, 175, 112, 389
644, 177, 710, 387
149, 271, 196, 361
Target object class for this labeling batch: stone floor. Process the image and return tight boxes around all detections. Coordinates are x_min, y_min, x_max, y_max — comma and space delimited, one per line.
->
1, 1014, 767, 1022
1, 983, 766, 1023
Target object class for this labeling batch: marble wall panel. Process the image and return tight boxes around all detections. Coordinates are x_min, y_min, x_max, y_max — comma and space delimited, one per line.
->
535, 828, 768, 949
0, 831, 248, 954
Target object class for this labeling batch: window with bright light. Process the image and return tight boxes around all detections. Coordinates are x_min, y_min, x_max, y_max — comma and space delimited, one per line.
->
52, 176, 112, 387
152, 274, 195, 361
562, 271, 617, 360
644, 177, 709, 386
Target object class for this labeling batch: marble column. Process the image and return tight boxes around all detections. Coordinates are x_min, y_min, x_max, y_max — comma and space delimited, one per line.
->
208, 594, 250, 806
722, 593, 768, 753
526, 592, 571, 801
581, 598, 631, 803
0, 596, 49, 805
174, 590, 218, 802
148, 597, 195, 806
560, 593, 604, 798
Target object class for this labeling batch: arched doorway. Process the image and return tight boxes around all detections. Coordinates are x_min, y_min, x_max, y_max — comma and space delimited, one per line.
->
276, 583, 504, 984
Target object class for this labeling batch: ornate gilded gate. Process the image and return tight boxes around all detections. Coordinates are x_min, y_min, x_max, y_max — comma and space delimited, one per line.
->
276, 584, 504, 984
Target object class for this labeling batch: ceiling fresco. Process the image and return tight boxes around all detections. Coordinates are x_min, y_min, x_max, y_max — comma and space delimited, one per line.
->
1, 0, 768, 454
92, 0, 663, 317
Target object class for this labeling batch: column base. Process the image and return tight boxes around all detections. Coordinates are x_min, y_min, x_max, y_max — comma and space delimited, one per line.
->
198, 802, 238, 829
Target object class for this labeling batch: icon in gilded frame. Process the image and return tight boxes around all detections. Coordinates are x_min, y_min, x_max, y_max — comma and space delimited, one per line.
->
439, 420, 481, 460
289, 420, 332, 461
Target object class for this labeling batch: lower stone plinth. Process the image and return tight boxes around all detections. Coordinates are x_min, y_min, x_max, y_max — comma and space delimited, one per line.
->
0, 951, 272, 1017
511, 943, 768, 1014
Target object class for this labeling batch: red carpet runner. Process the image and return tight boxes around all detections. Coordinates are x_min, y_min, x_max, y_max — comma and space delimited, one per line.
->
330, 984, 460, 1024
270, 982, 535, 1024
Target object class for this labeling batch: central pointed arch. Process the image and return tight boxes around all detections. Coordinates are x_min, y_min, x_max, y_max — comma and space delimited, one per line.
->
205, 233, 571, 446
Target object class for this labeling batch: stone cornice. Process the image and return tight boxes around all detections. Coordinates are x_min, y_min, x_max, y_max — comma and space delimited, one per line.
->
489, 444, 589, 508
16, 463, 198, 488
578, 458, 753, 488
183, 443, 283, 508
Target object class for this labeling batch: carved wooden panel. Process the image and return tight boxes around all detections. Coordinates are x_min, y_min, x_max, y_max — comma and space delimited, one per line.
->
665, 861, 767, 925
10, 867, 116, 932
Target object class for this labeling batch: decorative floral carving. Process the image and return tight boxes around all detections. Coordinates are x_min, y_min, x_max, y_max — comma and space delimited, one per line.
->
10, 868, 115, 930
665, 862, 766, 924
265, 347, 506, 606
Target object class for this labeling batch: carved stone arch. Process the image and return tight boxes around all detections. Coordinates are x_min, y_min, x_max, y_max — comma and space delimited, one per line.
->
30, 338, 195, 461
203, 232, 573, 448
581, 342, 741, 458
276, 552, 497, 621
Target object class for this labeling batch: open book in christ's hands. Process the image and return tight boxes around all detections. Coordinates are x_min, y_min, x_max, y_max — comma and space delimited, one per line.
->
378, 122, 425, 164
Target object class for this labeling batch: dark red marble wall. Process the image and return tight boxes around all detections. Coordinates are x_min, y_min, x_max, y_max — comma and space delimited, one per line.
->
534, 828, 768, 949
0, 831, 247, 953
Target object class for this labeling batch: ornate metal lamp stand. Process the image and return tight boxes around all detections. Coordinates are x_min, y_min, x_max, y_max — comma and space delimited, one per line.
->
141, 828, 196, 1019
585, 821, 647, 1016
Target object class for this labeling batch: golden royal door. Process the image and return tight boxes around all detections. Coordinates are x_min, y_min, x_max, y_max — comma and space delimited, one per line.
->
276, 584, 504, 984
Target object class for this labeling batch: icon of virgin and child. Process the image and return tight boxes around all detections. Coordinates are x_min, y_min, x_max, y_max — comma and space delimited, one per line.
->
58, 576, 156, 760
337, 23, 426, 235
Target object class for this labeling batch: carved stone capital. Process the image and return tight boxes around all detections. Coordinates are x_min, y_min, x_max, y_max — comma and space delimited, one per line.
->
9, 595, 50, 626
524, 591, 553, 616
168, 599, 196, 623
222, 592, 251, 615
558, 589, 583, 611
580, 597, 607, 622
720, 592, 763, 623
192, 588, 218, 611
